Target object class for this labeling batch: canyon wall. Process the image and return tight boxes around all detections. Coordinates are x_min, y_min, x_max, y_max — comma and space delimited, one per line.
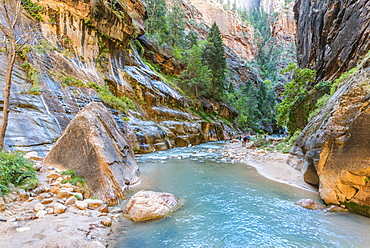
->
0, 0, 241, 158
187, 0, 256, 62
291, 0, 370, 216
295, 0, 370, 83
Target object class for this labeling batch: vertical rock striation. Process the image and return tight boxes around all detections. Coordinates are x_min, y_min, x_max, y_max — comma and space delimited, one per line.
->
294, 0, 370, 83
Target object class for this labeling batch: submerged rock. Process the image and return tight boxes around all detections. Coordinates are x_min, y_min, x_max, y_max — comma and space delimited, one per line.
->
43, 102, 139, 203
295, 198, 325, 210
295, 198, 348, 212
124, 190, 181, 222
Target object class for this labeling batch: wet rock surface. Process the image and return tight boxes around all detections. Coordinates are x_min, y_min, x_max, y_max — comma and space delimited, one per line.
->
124, 190, 181, 222
0, 0, 239, 158
295, 198, 348, 212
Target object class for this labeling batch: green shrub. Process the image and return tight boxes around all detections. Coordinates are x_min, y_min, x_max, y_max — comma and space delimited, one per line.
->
132, 147, 139, 153
61, 169, 86, 186
0, 151, 38, 196
61, 169, 77, 178
21, 0, 44, 21
29, 85, 42, 95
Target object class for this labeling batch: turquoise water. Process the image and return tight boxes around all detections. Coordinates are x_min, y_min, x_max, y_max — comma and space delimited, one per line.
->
115, 142, 370, 247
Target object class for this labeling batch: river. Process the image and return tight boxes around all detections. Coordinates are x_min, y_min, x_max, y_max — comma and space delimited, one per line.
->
113, 142, 370, 247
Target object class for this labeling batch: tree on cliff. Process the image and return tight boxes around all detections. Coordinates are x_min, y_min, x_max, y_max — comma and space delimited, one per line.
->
179, 40, 212, 98
203, 22, 228, 100
0, 0, 32, 149
145, 0, 168, 41
167, 0, 186, 48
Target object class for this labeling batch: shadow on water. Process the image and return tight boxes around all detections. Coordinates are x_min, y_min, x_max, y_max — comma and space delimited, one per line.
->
111, 142, 370, 248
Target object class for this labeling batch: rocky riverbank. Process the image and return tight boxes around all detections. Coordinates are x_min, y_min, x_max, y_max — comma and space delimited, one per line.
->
220, 141, 318, 192
0, 159, 124, 248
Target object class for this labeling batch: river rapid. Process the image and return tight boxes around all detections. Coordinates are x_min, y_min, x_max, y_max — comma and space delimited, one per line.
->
113, 142, 370, 248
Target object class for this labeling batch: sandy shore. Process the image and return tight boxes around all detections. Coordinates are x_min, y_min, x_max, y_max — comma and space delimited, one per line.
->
221, 142, 318, 193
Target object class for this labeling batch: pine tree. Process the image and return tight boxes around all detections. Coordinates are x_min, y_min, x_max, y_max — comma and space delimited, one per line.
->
179, 41, 212, 98
145, 0, 168, 37
203, 22, 228, 100
167, 0, 186, 47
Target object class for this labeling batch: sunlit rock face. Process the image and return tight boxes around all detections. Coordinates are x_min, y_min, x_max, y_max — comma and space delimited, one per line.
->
294, 0, 370, 83
272, 1, 296, 42
186, 0, 256, 62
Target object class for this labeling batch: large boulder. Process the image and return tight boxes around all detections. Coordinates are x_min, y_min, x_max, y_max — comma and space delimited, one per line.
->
43, 102, 139, 203
124, 190, 181, 222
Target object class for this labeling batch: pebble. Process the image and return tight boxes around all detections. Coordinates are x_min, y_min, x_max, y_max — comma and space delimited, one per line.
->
34, 203, 45, 212
57, 190, 75, 199
85, 199, 104, 208
97, 204, 108, 213
32, 188, 45, 195
46, 208, 54, 214
109, 208, 123, 214
101, 217, 112, 227
0, 217, 7, 222
47, 171, 62, 180
76, 200, 88, 210
49, 187, 60, 194
65, 196, 77, 206
40, 198, 53, 204
54, 203, 67, 214
36, 210, 47, 218
55, 177, 63, 183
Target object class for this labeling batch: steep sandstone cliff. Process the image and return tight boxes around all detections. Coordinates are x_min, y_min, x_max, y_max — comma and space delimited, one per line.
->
290, 0, 370, 216
272, 1, 296, 42
187, 0, 256, 62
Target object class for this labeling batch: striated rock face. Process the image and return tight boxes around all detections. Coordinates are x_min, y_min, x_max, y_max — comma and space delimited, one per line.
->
290, 55, 370, 215
0, 0, 239, 156
43, 102, 139, 202
186, 0, 256, 62
294, 0, 370, 83
124, 190, 180, 222
272, 1, 296, 42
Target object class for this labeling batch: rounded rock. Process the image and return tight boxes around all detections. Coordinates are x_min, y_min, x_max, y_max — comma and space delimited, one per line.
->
34, 203, 45, 212
54, 203, 67, 214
